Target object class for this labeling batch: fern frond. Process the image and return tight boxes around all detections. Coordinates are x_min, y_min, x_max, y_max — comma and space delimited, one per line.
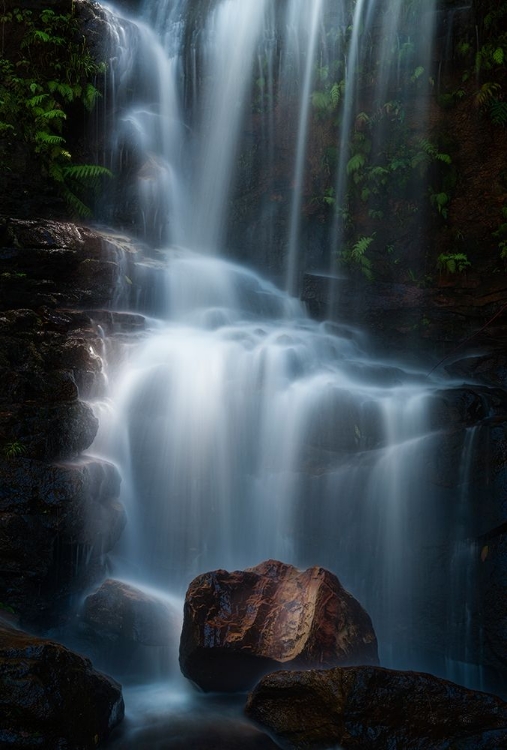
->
330, 81, 341, 107
351, 234, 375, 259
493, 48, 504, 66
475, 81, 501, 107
35, 131, 65, 144
346, 153, 365, 175
490, 100, 507, 126
26, 93, 49, 107
38, 108, 66, 120
312, 91, 330, 110
62, 186, 92, 218
62, 164, 112, 180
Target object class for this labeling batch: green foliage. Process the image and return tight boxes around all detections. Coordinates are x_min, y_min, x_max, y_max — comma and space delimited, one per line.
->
3, 441, 26, 459
311, 76, 345, 118
490, 100, 507, 126
343, 234, 376, 280
475, 81, 502, 108
346, 152, 366, 176
437, 253, 471, 275
429, 190, 450, 219
0, 7, 109, 216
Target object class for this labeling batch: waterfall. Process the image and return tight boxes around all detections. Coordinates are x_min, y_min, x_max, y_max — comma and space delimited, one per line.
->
86, 1, 494, 742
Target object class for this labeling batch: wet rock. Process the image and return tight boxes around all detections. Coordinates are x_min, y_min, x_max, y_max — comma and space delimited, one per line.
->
179, 560, 378, 692
0, 400, 98, 460
446, 354, 507, 389
0, 458, 125, 626
80, 578, 179, 678
479, 529, 507, 678
245, 666, 507, 750
88, 309, 146, 333
423, 387, 507, 431
306, 386, 361, 453
0, 624, 124, 748
0, 218, 137, 311
83, 578, 176, 647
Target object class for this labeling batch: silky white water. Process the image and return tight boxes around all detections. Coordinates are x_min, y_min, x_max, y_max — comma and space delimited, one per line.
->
87, 1, 488, 745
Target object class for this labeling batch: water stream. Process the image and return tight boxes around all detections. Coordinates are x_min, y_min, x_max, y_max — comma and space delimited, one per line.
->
84, 0, 489, 745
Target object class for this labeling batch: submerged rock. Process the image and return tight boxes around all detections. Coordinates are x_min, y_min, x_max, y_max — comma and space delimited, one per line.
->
245, 665, 507, 750
0, 624, 124, 748
179, 560, 378, 692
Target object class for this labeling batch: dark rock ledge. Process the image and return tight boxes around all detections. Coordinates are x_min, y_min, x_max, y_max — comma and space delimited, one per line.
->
245, 665, 507, 750
0, 624, 124, 749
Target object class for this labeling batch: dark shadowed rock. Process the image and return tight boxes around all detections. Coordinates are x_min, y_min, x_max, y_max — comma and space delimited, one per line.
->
0, 625, 124, 748
179, 560, 378, 692
245, 666, 507, 750
0, 457, 125, 625
83, 578, 176, 647
81, 578, 180, 679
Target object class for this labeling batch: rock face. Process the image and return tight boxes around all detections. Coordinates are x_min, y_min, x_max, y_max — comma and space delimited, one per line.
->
0, 457, 126, 626
80, 578, 179, 677
0, 625, 124, 748
0, 219, 139, 628
179, 560, 378, 692
245, 666, 507, 750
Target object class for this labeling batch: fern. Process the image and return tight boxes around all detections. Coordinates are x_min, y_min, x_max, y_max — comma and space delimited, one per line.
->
490, 100, 507, 126
411, 65, 424, 82
35, 131, 65, 144
62, 164, 112, 180
351, 234, 375, 256
475, 81, 502, 107
434, 152, 452, 164
312, 91, 330, 110
62, 187, 93, 218
493, 47, 505, 65
26, 93, 49, 107
83, 83, 100, 111
346, 153, 366, 175
330, 81, 341, 107
38, 108, 66, 120
437, 253, 470, 274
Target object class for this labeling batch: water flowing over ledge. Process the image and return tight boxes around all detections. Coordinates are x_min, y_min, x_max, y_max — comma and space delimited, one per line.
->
61, 0, 507, 744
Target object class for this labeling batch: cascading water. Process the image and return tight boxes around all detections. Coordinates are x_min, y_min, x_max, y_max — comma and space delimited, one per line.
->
85, 0, 493, 745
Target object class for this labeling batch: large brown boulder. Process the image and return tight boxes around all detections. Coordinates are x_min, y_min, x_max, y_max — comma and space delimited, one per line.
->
179, 560, 378, 692
0, 625, 124, 748
245, 666, 507, 750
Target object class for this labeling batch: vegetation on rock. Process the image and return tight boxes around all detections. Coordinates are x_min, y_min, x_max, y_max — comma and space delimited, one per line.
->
0, 4, 110, 216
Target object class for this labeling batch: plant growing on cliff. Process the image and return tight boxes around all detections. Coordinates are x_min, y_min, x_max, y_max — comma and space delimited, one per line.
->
3, 440, 26, 459
0, 7, 110, 216
437, 252, 470, 275
342, 233, 376, 280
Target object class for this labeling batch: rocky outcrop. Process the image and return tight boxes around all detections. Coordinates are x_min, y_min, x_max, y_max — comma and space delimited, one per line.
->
179, 560, 378, 692
0, 457, 125, 626
245, 666, 507, 750
0, 219, 139, 627
79, 578, 179, 677
0, 624, 124, 748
